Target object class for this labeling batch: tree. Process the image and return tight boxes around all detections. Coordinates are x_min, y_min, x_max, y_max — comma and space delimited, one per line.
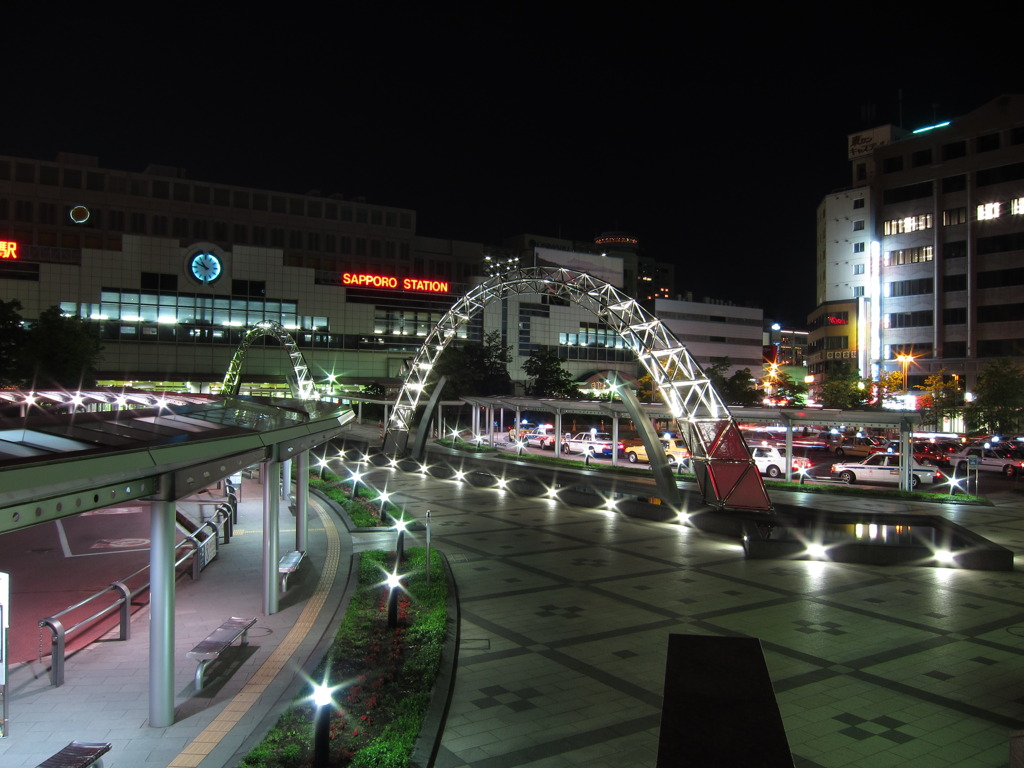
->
522, 350, 579, 398
723, 368, 759, 406
818, 363, 867, 409
431, 331, 512, 399
874, 370, 904, 405
0, 299, 28, 385
914, 368, 962, 430
21, 306, 104, 388
970, 358, 1024, 435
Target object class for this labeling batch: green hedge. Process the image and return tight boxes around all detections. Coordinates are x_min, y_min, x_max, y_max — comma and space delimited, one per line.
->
239, 547, 448, 767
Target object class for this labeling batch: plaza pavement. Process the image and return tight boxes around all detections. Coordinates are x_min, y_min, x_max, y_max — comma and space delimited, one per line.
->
2, 421, 1024, 767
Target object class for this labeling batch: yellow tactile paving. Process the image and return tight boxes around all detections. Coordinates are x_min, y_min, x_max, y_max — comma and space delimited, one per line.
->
167, 499, 341, 767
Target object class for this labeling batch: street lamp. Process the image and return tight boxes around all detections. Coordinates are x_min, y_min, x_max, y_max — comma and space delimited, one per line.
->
394, 517, 409, 562
385, 569, 403, 628
310, 681, 336, 768
896, 353, 915, 393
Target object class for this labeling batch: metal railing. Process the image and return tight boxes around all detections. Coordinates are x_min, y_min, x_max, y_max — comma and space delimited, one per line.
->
37, 481, 239, 686
39, 537, 198, 687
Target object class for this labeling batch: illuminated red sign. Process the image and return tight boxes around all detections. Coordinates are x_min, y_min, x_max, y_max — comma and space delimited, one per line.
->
342, 272, 449, 294
0, 240, 18, 259
827, 316, 849, 325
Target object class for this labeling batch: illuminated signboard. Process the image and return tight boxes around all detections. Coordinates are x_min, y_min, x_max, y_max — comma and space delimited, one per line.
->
342, 272, 449, 294
0, 241, 18, 259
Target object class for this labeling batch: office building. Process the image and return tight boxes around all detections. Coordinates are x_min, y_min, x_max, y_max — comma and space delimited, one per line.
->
810, 95, 1024, 396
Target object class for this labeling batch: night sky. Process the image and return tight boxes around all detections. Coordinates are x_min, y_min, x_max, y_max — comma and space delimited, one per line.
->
7, 9, 1021, 326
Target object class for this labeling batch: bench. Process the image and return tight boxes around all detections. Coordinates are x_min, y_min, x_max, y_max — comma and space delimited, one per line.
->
279, 550, 305, 592
187, 616, 257, 691
37, 741, 111, 768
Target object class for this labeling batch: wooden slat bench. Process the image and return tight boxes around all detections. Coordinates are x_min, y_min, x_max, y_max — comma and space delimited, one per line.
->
36, 741, 111, 768
279, 550, 305, 592
187, 616, 257, 691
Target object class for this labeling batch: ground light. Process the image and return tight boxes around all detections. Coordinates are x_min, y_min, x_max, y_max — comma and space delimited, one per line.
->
384, 569, 404, 628
394, 517, 410, 562
933, 549, 956, 565
309, 680, 337, 768
348, 469, 364, 498
377, 490, 391, 520
805, 542, 829, 559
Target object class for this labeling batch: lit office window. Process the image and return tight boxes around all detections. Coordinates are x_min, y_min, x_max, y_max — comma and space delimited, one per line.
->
977, 202, 1001, 220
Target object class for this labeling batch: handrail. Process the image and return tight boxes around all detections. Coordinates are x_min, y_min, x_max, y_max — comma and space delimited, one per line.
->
38, 538, 198, 687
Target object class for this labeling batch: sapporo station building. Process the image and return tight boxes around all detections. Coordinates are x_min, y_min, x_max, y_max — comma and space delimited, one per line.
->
0, 152, 761, 398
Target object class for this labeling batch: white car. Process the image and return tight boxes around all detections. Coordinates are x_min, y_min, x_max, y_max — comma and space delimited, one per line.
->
831, 452, 942, 488
523, 425, 558, 449
749, 445, 811, 479
949, 446, 1024, 477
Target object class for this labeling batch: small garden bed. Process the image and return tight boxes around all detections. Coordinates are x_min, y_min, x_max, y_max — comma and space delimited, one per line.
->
310, 472, 401, 527
239, 547, 448, 767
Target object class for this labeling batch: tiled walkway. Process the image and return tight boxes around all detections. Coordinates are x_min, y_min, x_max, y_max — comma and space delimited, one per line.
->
367, 462, 1024, 768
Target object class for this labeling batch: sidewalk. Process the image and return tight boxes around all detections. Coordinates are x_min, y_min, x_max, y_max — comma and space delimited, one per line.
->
0, 474, 354, 768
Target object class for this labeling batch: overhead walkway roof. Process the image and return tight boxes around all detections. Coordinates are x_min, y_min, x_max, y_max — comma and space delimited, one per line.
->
0, 390, 353, 535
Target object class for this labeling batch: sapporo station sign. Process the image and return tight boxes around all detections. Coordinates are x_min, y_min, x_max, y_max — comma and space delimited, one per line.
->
341, 272, 449, 294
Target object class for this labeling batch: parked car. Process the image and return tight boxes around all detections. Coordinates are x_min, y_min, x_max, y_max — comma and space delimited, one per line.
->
830, 436, 883, 459
561, 432, 624, 457
749, 444, 812, 478
625, 438, 691, 467
949, 446, 1024, 477
523, 425, 558, 449
662, 438, 691, 467
830, 453, 942, 488
880, 440, 953, 468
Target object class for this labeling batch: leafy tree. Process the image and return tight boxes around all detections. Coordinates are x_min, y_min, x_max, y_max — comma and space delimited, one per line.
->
19, 306, 103, 388
0, 298, 28, 385
361, 381, 388, 419
818, 363, 867, 409
522, 350, 579, 398
970, 358, 1024, 435
431, 331, 511, 399
914, 368, 961, 430
723, 368, 759, 406
875, 370, 904, 405
768, 369, 809, 406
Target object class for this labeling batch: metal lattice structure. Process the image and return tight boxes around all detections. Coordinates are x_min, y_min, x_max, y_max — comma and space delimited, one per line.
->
387, 266, 771, 511
222, 321, 321, 401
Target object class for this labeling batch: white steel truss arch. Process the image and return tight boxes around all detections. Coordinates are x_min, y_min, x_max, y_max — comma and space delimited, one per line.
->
222, 321, 320, 401
388, 266, 770, 511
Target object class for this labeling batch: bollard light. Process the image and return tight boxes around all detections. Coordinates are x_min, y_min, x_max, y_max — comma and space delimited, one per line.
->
310, 681, 335, 768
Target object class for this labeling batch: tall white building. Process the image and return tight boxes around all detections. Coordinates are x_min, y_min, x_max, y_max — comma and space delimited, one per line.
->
810, 95, 1024, 393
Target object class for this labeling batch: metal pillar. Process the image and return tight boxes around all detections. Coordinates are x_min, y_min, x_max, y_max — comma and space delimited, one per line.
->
296, 450, 309, 552
149, 497, 176, 727
281, 458, 291, 500
611, 416, 620, 467
554, 412, 563, 457
263, 460, 281, 615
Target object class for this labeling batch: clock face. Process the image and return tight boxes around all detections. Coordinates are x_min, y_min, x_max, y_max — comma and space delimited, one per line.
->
189, 252, 223, 283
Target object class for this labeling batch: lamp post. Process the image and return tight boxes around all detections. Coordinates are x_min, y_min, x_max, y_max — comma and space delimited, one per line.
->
311, 682, 334, 768
394, 517, 409, 562
348, 469, 363, 498
386, 570, 402, 628
896, 353, 914, 393
377, 490, 391, 524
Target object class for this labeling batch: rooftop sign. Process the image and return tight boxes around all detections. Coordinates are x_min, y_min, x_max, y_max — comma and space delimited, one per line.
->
0, 240, 18, 259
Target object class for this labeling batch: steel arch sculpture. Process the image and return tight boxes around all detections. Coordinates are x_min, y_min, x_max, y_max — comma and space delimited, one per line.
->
386, 266, 771, 511
222, 320, 321, 401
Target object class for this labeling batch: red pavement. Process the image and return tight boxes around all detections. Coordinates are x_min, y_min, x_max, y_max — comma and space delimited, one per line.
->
3, 502, 189, 663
